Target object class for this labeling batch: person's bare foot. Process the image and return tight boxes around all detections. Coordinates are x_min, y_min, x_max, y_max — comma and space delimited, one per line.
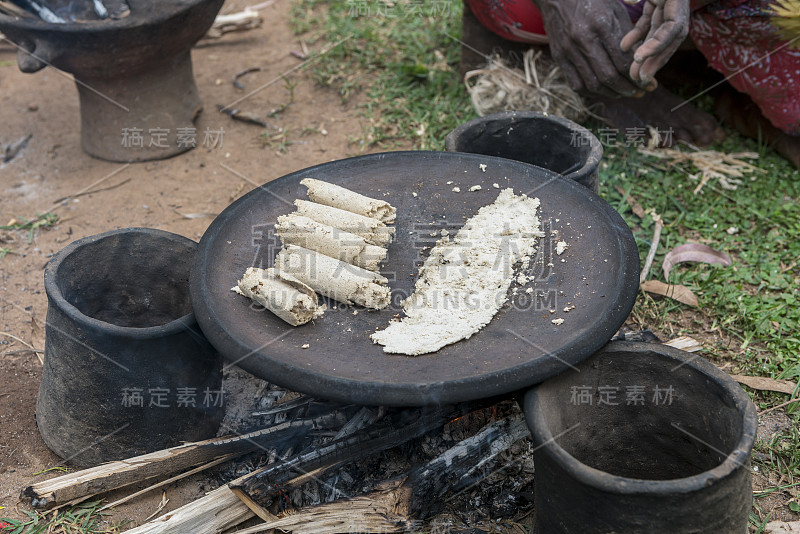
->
588, 86, 725, 147
714, 87, 800, 170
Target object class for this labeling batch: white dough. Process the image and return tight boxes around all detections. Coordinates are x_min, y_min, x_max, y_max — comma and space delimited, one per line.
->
294, 200, 394, 247
275, 214, 387, 272
301, 178, 396, 223
371, 188, 543, 355
232, 267, 325, 326
276, 244, 391, 309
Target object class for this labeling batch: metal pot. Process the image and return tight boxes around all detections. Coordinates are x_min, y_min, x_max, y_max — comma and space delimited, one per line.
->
445, 111, 603, 192
523, 341, 757, 533
39, 228, 224, 467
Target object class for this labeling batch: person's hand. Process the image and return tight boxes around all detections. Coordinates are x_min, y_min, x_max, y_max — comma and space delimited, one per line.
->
533, 0, 646, 97
620, 0, 690, 86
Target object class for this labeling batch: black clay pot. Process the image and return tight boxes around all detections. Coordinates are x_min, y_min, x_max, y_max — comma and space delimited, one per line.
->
524, 341, 757, 534
445, 111, 603, 192
39, 228, 224, 467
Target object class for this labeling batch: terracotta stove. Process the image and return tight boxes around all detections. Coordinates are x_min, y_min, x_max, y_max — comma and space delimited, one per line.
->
0, 0, 224, 161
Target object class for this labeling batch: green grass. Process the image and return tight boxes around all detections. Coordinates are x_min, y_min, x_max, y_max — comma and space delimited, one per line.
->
0, 212, 60, 243
290, 0, 472, 150
0, 501, 126, 534
751, 423, 800, 526
599, 140, 800, 386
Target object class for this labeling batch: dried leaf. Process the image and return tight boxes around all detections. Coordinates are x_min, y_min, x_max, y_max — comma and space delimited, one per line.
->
663, 335, 702, 352
30, 312, 45, 353
614, 186, 646, 218
765, 520, 800, 534
663, 243, 732, 280
730, 375, 798, 395
640, 280, 699, 307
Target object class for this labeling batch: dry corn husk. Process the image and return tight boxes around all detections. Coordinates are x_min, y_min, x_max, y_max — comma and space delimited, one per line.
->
464, 49, 588, 122
638, 146, 764, 194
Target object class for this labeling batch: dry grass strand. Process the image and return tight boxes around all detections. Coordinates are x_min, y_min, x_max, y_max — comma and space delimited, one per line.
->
464, 49, 588, 122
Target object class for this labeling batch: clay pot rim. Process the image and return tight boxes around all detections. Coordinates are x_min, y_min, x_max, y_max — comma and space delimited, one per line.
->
444, 110, 603, 181
44, 227, 198, 339
524, 340, 758, 495
0, 0, 211, 33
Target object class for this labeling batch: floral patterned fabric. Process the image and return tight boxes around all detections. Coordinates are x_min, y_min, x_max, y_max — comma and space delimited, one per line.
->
690, 0, 800, 134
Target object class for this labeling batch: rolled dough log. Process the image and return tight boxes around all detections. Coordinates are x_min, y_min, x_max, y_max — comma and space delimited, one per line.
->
294, 200, 394, 247
276, 244, 391, 309
232, 267, 325, 326
275, 214, 387, 272
301, 178, 396, 223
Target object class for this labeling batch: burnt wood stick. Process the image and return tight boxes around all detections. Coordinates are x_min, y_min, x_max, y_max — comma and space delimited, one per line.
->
229, 413, 530, 534
231, 402, 486, 505
22, 413, 342, 510
405, 412, 530, 519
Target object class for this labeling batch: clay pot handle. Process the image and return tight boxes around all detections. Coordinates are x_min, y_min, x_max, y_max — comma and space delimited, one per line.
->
17, 38, 56, 73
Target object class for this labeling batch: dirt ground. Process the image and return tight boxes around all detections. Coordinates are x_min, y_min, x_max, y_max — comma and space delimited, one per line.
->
0, 0, 404, 527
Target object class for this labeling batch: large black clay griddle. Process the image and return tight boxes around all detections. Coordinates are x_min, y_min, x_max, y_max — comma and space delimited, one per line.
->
190, 151, 639, 406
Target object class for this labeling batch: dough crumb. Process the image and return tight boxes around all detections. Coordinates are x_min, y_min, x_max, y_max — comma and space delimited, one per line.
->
479, 163, 487, 172
563, 304, 575, 312
446, 181, 453, 185
412, 192, 418, 197
469, 185, 482, 192
551, 318, 565, 325
556, 241, 568, 255
452, 186, 461, 192
301, 343, 310, 349
492, 183, 500, 189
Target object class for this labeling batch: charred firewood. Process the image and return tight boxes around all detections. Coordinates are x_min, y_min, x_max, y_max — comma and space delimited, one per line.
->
230, 404, 471, 508
21, 412, 344, 510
